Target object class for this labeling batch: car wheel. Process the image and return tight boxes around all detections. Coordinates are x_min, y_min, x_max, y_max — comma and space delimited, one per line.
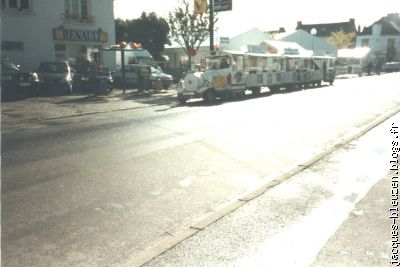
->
178, 97, 187, 104
163, 81, 171, 89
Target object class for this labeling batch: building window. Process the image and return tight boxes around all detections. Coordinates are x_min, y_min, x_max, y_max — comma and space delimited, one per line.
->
361, 38, 369, 47
55, 44, 66, 51
71, 0, 79, 18
81, 0, 88, 19
64, 0, 91, 21
388, 38, 395, 49
1, 0, 32, 11
20, 0, 28, 9
1, 41, 24, 51
64, 0, 70, 16
9, 0, 17, 8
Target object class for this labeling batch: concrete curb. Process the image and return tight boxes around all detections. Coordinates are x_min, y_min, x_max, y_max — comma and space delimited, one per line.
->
125, 106, 400, 267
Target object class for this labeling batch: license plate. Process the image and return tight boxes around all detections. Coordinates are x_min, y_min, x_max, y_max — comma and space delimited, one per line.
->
183, 92, 194, 96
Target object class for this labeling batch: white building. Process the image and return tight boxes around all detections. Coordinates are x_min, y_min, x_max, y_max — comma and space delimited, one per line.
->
1, 0, 116, 71
275, 29, 337, 56
356, 13, 400, 63
224, 28, 273, 51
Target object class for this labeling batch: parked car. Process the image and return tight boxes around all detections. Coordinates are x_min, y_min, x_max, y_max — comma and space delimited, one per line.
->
150, 66, 173, 89
37, 61, 73, 95
112, 64, 150, 88
113, 64, 173, 90
72, 65, 113, 94
87, 66, 113, 94
382, 62, 400, 73
1, 57, 39, 100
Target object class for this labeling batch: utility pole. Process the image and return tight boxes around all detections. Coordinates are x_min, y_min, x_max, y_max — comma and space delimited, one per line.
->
209, 0, 214, 53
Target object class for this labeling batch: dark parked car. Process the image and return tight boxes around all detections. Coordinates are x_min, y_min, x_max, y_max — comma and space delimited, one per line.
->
1, 57, 39, 100
150, 66, 173, 89
113, 64, 172, 90
73, 65, 113, 94
382, 62, 400, 73
37, 61, 73, 95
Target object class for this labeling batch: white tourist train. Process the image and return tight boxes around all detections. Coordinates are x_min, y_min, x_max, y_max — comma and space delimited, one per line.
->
177, 48, 335, 103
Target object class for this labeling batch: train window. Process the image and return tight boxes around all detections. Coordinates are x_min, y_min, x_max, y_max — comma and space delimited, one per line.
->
304, 59, 309, 69
233, 55, 244, 71
205, 56, 230, 70
286, 58, 291, 71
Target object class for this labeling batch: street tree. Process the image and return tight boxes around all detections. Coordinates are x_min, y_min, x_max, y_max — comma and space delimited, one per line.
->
168, 0, 216, 68
115, 12, 170, 60
326, 30, 356, 49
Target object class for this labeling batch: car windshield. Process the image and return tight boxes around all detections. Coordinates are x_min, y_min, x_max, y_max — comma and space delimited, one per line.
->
151, 67, 161, 74
38, 62, 68, 73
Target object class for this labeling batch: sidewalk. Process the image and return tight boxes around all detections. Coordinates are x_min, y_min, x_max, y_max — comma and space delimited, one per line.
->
1, 87, 178, 125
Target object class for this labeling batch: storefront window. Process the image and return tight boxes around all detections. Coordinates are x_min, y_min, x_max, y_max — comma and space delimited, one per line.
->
20, 0, 29, 9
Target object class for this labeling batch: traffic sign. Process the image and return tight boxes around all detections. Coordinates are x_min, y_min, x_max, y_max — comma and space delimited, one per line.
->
194, 0, 207, 14
214, 0, 232, 12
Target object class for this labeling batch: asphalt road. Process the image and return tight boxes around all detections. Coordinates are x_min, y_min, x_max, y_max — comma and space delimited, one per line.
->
2, 73, 400, 266
145, 108, 397, 267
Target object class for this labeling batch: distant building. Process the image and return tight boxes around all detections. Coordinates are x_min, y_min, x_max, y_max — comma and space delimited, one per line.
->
296, 18, 357, 37
1, 0, 116, 71
224, 28, 274, 51
296, 18, 357, 46
356, 13, 400, 63
275, 29, 337, 56
266, 27, 286, 38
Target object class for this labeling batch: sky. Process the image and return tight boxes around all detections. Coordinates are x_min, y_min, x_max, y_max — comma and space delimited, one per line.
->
114, 0, 399, 38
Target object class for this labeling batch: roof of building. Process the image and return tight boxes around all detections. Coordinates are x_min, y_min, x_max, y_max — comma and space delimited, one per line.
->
337, 47, 371, 58
259, 40, 313, 56
296, 19, 356, 37
359, 13, 400, 36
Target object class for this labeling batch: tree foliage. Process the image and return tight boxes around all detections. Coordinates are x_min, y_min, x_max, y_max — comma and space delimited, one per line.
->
326, 30, 356, 49
168, 0, 215, 66
115, 12, 170, 60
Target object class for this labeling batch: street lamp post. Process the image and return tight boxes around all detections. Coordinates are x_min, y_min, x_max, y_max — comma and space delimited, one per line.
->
311, 28, 317, 55
209, 0, 214, 53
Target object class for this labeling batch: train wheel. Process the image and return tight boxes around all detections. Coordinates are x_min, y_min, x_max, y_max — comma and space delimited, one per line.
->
251, 87, 261, 96
269, 86, 279, 94
203, 89, 216, 103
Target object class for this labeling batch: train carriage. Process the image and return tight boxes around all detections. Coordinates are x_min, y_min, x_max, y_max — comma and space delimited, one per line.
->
177, 49, 335, 103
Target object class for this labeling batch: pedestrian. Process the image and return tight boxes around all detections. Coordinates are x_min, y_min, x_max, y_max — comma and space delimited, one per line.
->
375, 62, 381, 75
367, 62, 372, 75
